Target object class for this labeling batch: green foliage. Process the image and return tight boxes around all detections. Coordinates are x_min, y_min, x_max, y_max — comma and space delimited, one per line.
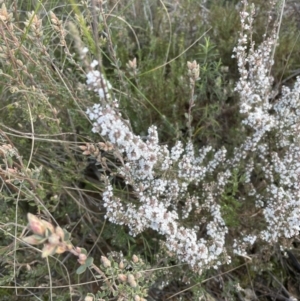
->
76, 255, 94, 275
221, 169, 244, 228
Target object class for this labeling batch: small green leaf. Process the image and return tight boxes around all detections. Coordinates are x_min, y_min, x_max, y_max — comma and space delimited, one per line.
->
76, 265, 87, 275
85, 257, 94, 267
113, 290, 119, 297
80, 248, 87, 255
113, 261, 118, 269
63, 229, 70, 241
22, 234, 47, 245
45, 228, 52, 238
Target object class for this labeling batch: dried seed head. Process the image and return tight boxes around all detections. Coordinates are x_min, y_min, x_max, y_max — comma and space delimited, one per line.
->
135, 272, 142, 279
127, 274, 137, 288
187, 60, 200, 82
48, 233, 60, 245
78, 253, 87, 265
134, 295, 140, 301
55, 244, 67, 254
132, 254, 139, 263
22, 235, 45, 245
0, 3, 13, 23
55, 226, 65, 241
101, 256, 111, 268
41, 243, 57, 258
25, 12, 43, 37
119, 260, 125, 269
118, 274, 127, 282
50, 11, 61, 26
75, 247, 82, 254
41, 220, 55, 234
126, 57, 137, 70
27, 213, 46, 236
16, 60, 24, 67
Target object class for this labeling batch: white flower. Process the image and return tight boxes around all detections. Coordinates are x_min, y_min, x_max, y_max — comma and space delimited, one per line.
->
90, 60, 99, 68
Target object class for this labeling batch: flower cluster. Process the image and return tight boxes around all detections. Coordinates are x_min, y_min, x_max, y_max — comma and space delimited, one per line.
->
230, 0, 300, 254
86, 60, 112, 99
23, 213, 73, 258
85, 59, 231, 272
85, 0, 300, 272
